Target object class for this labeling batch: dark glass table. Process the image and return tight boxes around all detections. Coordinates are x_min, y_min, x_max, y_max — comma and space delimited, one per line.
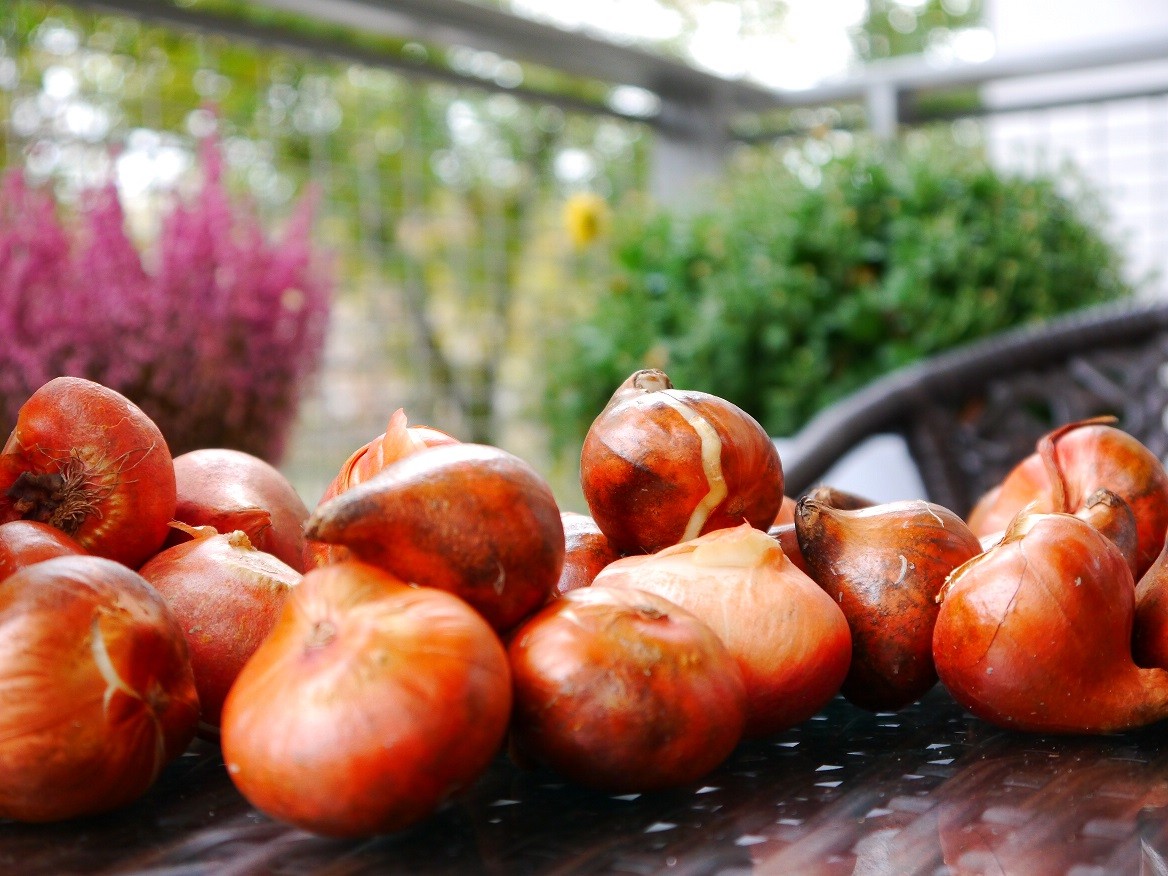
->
4, 686, 1167, 875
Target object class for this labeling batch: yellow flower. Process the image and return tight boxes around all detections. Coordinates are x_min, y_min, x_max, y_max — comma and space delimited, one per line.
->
563, 192, 610, 248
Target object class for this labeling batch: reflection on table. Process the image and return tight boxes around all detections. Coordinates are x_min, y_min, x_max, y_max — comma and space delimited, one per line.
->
3, 685, 1168, 874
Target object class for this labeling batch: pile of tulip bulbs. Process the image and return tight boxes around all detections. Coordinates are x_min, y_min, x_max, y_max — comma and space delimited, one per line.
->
2, 370, 1168, 838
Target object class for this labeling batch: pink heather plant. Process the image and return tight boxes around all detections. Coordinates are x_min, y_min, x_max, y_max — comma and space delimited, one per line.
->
0, 135, 331, 463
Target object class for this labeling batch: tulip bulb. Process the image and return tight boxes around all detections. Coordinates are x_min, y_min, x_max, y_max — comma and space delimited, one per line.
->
580, 370, 783, 555
595, 523, 850, 737
796, 497, 982, 711
935, 510, 1168, 734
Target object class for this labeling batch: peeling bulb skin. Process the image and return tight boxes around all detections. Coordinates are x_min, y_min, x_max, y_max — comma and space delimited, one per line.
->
305, 409, 459, 570
91, 614, 140, 716
655, 393, 729, 541
580, 369, 783, 556
795, 497, 981, 711
767, 523, 809, 576
1075, 488, 1139, 577
966, 419, 1168, 580
630, 369, 673, 393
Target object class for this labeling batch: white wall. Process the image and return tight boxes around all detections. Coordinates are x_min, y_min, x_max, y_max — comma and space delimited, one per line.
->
988, 0, 1168, 49
983, 1, 1168, 296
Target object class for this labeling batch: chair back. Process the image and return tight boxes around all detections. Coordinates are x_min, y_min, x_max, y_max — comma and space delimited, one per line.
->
780, 301, 1168, 516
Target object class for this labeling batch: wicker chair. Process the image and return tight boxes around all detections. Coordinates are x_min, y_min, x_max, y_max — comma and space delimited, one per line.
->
778, 299, 1168, 516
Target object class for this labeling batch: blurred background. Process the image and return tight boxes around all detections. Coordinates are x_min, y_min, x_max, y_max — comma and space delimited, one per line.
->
1, 0, 1165, 509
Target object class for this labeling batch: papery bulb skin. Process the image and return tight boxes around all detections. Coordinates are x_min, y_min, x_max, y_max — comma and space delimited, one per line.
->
580, 370, 783, 555
0, 555, 199, 822
796, 498, 982, 711
508, 586, 747, 792
555, 512, 620, 597
139, 530, 300, 728
934, 511, 1168, 734
170, 448, 310, 573
0, 520, 85, 580
595, 523, 851, 737
967, 419, 1168, 579
303, 443, 564, 632
0, 377, 176, 569
304, 409, 458, 569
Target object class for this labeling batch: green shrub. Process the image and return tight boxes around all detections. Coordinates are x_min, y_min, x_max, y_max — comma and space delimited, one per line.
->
543, 130, 1132, 456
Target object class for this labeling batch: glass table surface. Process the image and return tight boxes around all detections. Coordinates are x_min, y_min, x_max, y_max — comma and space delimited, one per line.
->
4, 685, 1168, 875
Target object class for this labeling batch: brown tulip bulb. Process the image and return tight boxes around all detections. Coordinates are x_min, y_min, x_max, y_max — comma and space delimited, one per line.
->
796, 497, 982, 711
0, 555, 199, 822
580, 370, 783, 555
805, 484, 875, 511
139, 530, 301, 729
221, 561, 511, 838
508, 586, 746, 792
556, 512, 620, 597
170, 448, 310, 573
0, 520, 85, 580
936, 510, 1168, 734
1135, 538, 1168, 670
967, 418, 1168, 579
1074, 488, 1139, 577
303, 443, 564, 632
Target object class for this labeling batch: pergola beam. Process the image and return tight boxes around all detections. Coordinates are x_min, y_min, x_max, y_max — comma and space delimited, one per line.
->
54, 0, 1168, 139
245, 0, 775, 109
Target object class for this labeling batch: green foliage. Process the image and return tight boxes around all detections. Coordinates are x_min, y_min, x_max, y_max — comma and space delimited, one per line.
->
850, 0, 988, 120
544, 130, 1132, 455
854, 0, 984, 62
2, 0, 650, 453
